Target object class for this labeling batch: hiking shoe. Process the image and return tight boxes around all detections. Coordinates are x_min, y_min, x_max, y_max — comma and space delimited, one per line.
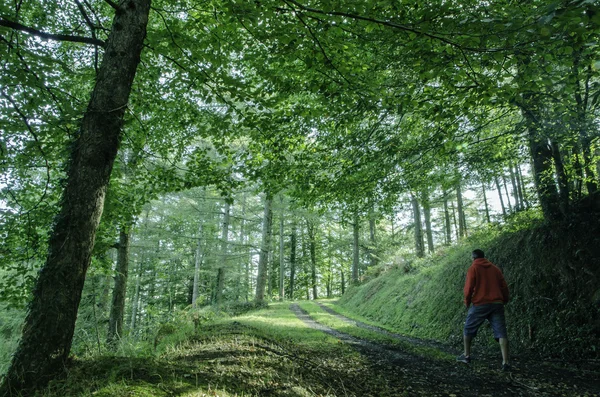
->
502, 363, 511, 372
456, 354, 471, 364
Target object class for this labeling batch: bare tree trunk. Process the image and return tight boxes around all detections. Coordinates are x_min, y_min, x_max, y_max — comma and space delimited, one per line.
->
214, 201, 230, 305
495, 176, 507, 216
443, 191, 452, 245
192, 224, 203, 307
481, 179, 491, 223
288, 221, 297, 299
279, 198, 285, 301
551, 140, 570, 215
369, 216, 378, 266
514, 163, 526, 209
255, 196, 273, 302
411, 195, 425, 258
307, 219, 318, 300
502, 175, 513, 212
422, 191, 434, 253
516, 164, 530, 208
130, 258, 143, 331
509, 166, 520, 211
352, 215, 359, 283
456, 184, 467, 238
0, 2, 151, 393
107, 227, 131, 344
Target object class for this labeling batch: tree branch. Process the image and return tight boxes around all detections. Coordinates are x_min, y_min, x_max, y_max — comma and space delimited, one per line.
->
282, 0, 509, 53
0, 17, 105, 47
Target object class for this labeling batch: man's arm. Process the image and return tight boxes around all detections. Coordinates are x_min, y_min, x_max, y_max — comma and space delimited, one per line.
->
499, 271, 509, 304
463, 267, 475, 307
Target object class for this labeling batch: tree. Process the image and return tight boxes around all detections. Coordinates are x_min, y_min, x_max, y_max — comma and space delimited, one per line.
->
0, 1, 151, 393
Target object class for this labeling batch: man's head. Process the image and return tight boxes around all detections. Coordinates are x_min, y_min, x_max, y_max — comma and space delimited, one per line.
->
472, 249, 485, 259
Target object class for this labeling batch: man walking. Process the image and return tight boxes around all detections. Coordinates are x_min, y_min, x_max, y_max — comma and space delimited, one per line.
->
457, 249, 510, 371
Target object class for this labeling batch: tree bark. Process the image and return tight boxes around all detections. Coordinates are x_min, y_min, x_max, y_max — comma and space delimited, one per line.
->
130, 257, 143, 331
508, 166, 520, 211
481, 179, 491, 223
107, 227, 131, 344
521, 105, 563, 222
442, 191, 452, 245
288, 221, 297, 299
494, 176, 507, 216
0, 1, 150, 393
456, 183, 467, 238
551, 140, 570, 215
502, 175, 513, 212
411, 195, 425, 257
307, 219, 318, 300
192, 224, 203, 308
255, 196, 273, 302
352, 215, 359, 283
279, 199, 285, 301
369, 216, 378, 266
214, 201, 230, 305
422, 191, 434, 253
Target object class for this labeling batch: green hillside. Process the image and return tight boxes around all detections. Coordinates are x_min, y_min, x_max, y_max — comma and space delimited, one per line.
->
339, 207, 600, 358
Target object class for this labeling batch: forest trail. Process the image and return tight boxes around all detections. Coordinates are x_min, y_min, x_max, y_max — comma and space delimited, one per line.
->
291, 302, 600, 397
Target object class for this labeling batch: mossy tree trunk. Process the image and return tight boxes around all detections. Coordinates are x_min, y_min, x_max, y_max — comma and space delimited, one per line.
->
0, 1, 151, 394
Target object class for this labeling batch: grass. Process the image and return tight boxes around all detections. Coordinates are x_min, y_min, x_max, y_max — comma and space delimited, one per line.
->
297, 300, 454, 362
32, 302, 378, 397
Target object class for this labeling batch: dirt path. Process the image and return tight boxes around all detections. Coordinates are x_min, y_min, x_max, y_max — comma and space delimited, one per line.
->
291, 303, 600, 397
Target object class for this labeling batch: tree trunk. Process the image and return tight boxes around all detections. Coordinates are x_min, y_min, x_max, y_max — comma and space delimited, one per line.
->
279, 200, 285, 301
456, 183, 467, 238
521, 106, 563, 222
192, 224, 203, 308
0, 2, 151, 393
255, 196, 273, 302
288, 221, 297, 299
551, 140, 570, 215
411, 195, 425, 257
107, 227, 131, 344
516, 164, 530, 208
307, 219, 318, 300
514, 164, 526, 209
352, 215, 359, 283
422, 192, 434, 253
130, 257, 143, 331
509, 166, 520, 211
368, 216, 378, 267
443, 191, 452, 245
481, 179, 491, 223
494, 176, 507, 216
502, 175, 513, 212
214, 201, 230, 305
340, 269, 346, 295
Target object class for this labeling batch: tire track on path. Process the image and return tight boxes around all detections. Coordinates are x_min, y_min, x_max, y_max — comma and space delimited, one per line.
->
315, 301, 458, 355
290, 303, 530, 396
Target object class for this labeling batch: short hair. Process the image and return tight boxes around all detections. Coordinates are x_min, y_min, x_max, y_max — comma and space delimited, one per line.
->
472, 249, 485, 259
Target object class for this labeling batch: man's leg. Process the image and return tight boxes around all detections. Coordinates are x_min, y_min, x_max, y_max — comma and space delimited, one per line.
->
499, 337, 509, 365
464, 334, 474, 357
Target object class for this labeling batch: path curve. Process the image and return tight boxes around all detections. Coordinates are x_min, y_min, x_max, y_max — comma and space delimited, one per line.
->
290, 303, 531, 397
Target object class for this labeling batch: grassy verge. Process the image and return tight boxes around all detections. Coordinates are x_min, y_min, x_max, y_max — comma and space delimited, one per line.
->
34, 303, 386, 397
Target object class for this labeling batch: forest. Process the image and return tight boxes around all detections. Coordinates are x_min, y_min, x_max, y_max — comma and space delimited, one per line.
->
1, 0, 600, 396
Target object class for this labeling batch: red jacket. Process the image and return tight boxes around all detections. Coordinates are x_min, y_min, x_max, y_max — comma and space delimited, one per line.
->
463, 258, 509, 306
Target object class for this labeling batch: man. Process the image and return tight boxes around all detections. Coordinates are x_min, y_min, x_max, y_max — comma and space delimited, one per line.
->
457, 249, 510, 371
